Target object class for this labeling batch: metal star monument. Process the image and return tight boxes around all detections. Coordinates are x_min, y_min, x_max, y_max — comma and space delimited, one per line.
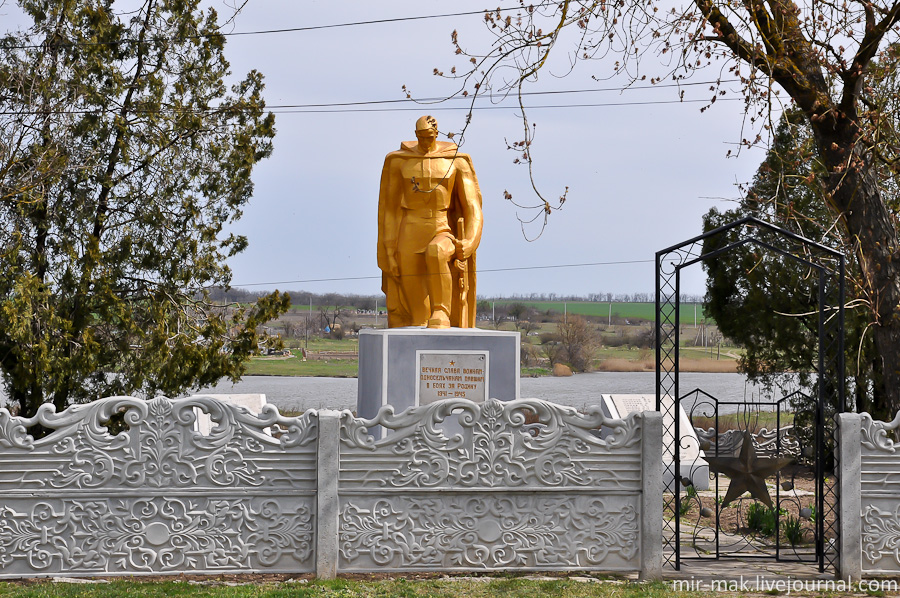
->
702, 430, 794, 508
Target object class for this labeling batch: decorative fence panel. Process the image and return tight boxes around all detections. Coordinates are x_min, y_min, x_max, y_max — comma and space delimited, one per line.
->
0, 397, 318, 577
837, 411, 900, 578
0, 396, 662, 579
334, 398, 661, 575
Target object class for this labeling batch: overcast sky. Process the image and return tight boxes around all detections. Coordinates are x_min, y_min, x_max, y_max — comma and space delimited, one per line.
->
10, 0, 772, 298
215, 1, 773, 299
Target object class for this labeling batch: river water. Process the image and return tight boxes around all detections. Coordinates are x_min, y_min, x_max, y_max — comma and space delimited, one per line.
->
189, 372, 799, 414
0, 372, 800, 413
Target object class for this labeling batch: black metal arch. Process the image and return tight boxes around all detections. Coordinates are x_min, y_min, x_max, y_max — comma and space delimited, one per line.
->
655, 216, 845, 572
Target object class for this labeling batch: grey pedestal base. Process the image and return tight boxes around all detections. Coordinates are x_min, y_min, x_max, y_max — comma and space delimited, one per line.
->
357, 327, 520, 419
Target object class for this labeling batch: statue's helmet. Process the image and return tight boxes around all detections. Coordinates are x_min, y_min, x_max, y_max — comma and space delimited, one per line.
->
415, 115, 438, 133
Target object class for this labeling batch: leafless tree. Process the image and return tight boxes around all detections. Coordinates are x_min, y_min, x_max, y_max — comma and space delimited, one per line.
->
556, 315, 600, 372
435, 1, 900, 415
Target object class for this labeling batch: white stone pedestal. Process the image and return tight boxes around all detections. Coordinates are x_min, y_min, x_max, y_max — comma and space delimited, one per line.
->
189, 393, 267, 435
600, 394, 709, 491
357, 328, 520, 420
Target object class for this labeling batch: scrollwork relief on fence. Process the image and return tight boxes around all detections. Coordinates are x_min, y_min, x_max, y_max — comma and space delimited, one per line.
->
860, 411, 900, 453
694, 425, 801, 458
336, 398, 647, 573
340, 398, 641, 489
0, 396, 319, 577
0, 395, 657, 578
0, 396, 317, 491
861, 505, 900, 570
339, 495, 638, 570
856, 409, 900, 575
0, 497, 313, 574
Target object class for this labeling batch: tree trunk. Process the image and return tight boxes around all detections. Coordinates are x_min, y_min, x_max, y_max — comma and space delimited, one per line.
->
870, 325, 900, 420
814, 120, 900, 420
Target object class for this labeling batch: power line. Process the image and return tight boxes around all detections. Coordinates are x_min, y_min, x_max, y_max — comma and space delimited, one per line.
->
1, 97, 738, 117
222, 7, 529, 38
0, 5, 538, 50
1, 81, 741, 117
266, 97, 740, 115
229, 258, 656, 288
267, 79, 740, 109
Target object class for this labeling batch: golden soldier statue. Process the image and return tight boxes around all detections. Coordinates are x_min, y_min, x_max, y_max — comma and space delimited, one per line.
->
377, 116, 483, 328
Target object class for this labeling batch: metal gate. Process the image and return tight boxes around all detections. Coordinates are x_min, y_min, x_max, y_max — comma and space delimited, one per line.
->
655, 217, 845, 572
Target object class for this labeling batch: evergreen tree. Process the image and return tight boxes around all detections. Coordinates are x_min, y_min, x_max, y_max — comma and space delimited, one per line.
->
0, 0, 288, 419
703, 110, 881, 417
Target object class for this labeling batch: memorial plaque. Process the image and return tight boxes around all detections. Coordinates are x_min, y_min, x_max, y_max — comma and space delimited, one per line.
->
609, 395, 655, 417
418, 352, 487, 404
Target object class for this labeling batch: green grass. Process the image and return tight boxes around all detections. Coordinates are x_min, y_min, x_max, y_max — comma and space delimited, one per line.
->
691, 410, 795, 433
283, 337, 359, 352
0, 578, 702, 598
245, 357, 358, 377
521, 366, 551, 376
278, 301, 706, 324
596, 346, 654, 360
281, 300, 705, 324
244, 350, 358, 378
492, 301, 707, 323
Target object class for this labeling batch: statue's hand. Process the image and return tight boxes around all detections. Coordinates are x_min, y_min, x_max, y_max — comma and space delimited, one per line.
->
387, 253, 400, 278
455, 238, 473, 260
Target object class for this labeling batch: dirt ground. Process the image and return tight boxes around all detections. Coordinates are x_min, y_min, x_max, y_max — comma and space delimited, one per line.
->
671, 464, 835, 554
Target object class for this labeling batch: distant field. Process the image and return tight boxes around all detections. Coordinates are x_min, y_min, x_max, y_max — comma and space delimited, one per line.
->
493, 301, 708, 323
279, 300, 707, 324
285, 304, 356, 313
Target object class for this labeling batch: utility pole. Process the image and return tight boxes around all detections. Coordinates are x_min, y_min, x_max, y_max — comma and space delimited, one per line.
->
564, 301, 567, 325
608, 302, 612, 326
306, 296, 311, 350
375, 298, 378, 328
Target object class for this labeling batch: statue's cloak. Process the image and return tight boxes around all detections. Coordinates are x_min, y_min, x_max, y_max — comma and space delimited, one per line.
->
377, 140, 481, 327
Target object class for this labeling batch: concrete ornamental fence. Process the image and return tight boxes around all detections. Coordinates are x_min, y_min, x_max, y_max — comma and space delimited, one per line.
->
0, 396, 319, 577
838, 410, 900, 578
0, 396, 663, 579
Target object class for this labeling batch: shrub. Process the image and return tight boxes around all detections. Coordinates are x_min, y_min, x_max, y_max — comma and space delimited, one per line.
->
555, 316, 599, 372
538, 332, 559, 345
520, 343, 541, 367
745, 502, 783, 536
679, 485, 698, 516
782, 515, 804, 546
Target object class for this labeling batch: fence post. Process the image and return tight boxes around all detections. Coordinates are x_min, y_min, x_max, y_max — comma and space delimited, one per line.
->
640, 411, 663, 580
836, 412, 861, 581
316, 410, 341, 579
